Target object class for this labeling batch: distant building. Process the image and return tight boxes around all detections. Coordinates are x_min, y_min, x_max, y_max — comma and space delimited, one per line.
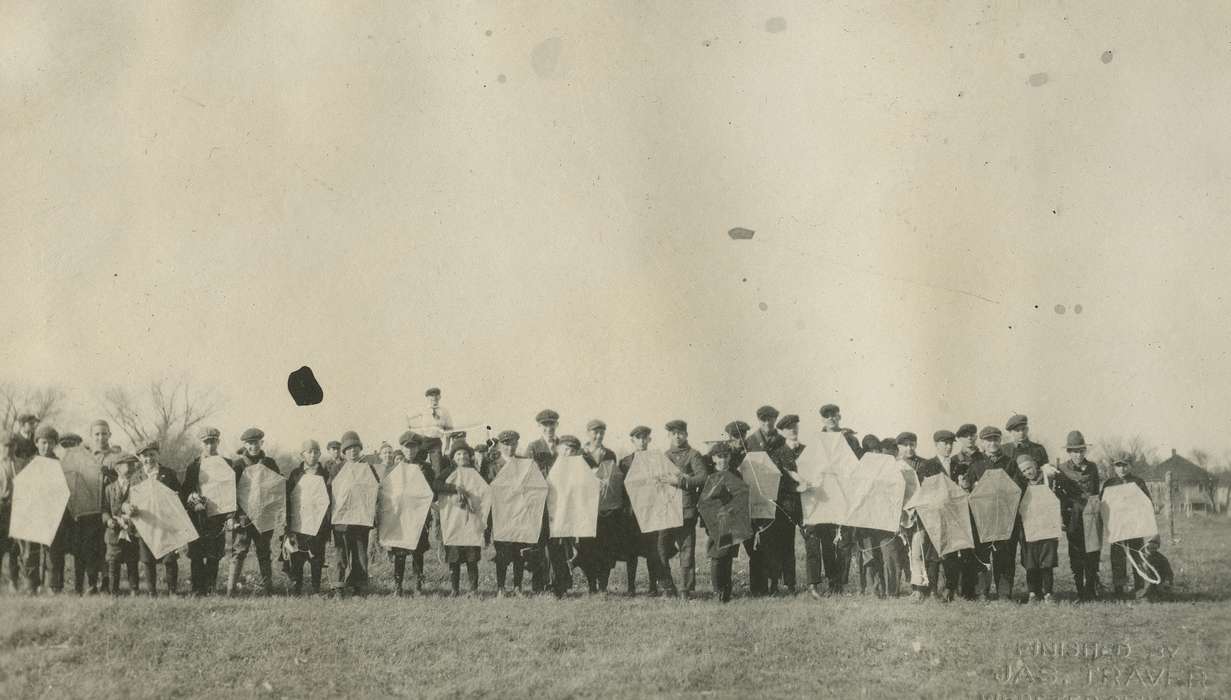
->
1133, 449, 1215, 514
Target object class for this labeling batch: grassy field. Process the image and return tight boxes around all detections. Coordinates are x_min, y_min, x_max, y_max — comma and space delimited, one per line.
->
2, 515, 1229, 699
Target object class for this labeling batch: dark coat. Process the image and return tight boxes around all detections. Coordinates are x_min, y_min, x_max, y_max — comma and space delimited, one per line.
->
665, 444, 709, 519
525, 437, 560, 473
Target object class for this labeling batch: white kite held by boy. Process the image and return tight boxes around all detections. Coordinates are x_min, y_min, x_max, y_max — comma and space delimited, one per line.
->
547, 455, 601, 538
288, 473, 330, 535
129, 479, 198, 559
439, 467, 491, 547
489, 458, 549, 544
60, 448, 103, 518
236, 464, 286, 533
9, 456, 70, 546
842, 453, 907, 532
331, 462, 380, 527
1100, 483, 1158, 544
797, 432, 859, 526
377, 463, 435, 549
1019, 483, 1063, 543
624, 450, 684, 534
968, 469, 1022, 543
198, 455, 237, 517
904, 474, 974, 557
738, 451, 781, 521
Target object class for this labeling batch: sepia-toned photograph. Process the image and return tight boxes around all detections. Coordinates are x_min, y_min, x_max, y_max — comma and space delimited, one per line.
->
2, 2, 1229, 698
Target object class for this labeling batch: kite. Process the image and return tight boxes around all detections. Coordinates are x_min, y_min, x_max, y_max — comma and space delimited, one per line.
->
288, 473, 331, 536
968, 470, 1022, 543
9, 456, 70, 546
331, 462, 380, 527
738, 451, 782, 521
377, 463, 435, 549
624, 450, 684, 534
904, 474, 974, 557
1019, 483, 1063, 543
236, 465, 287, 534
1081, 496, 1102, 553
489, 458, 548, 544
1100, 484, 1158, 544
698, 471, 753, 551
842, 453, 908, 532
59, 447, 103, 518
797, 432, 859, 526
198, 455, 237, 517
439, 467, 491, 547
547, 455, 601, 538
130, 479, 198, 559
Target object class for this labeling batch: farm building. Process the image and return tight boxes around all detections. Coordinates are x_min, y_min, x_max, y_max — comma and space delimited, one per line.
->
1133, 450, 1216, 514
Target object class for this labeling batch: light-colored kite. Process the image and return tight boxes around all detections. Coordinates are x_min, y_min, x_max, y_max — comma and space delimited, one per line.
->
624, 450, 684, 534
904, 474, 973, 557
198, 455, 237, 517
843, 453, 908, 532
969, 470, 1022, 543
489, 458, 548, 544
377, 463, 435, 549
1019, 483, 1063, 542
236, 464, 286, 533
60, 448, 103, 518
331, 462, 380, 527
130, 479, 198, 559
1081, 496, 1102, 552
739, 452, 782, 521
797, 432, 859, 526
288, 473, 331, 535
10, 456, 70, 546
439, 467, 491, 547
547, 455, 601, 538
1100, 484, 1158, 544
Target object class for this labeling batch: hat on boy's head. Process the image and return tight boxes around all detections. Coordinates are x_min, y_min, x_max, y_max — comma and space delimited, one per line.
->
665, 420, 688, 434
756, 405, 779, 421
34, 425, 59, 442
497, 430, 520, 444
425, 387, 441, 397
586, 419, 607, 432
240, 427, 265, 443
776, 414, 800, 431
340, 431, 362, 453
535, 409, 559, 425
629, 426, 651, 439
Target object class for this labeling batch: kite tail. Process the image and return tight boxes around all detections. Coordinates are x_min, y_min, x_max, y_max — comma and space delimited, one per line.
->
855, 537, 900, 556
1117, 542, 1163, 585
973, 544, 993, 570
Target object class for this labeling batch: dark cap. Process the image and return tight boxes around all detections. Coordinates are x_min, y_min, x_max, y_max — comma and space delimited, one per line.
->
398, 431, 420, 448
932, 430, 955, 443
136, 440, 160, 456
665, 419, 688, 434
115, 452, 139, 466
1065, 431, 1088, 450
535, 409, 559, 425
955, 423, 978, 438
16, 413, 38, 424
819, 404, 840, 419
558, 435, 582, 451
895, 432, 917, 445
240, 427, 265, 443
861, 434, 881, 452
775, 414, 800, 430
724, 421, 751, 440
58, 432, 82, 448
585, 419, 607, 432
497, 430, 520, 444
425, 387, 441, 397
878, 437, 898, 452
756, 405, 780, 421
340, 430, 362, 453
709, 442, 732, 458
629, 425, 651, 439
1111, 456, 1131, 467
197, 426, 221, 442
448, 441, 473, 458
34, 425, 59, 442
1006, 414, 1028, 431
978, 426, 1002, 441
326, 440, 341, 449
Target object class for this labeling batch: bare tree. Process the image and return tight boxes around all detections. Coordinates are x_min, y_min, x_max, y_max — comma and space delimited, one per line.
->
0, 382, 66, 430
1192, 448, 1211, 471
100, 377, 221, 471
1093, 434, 1159, 468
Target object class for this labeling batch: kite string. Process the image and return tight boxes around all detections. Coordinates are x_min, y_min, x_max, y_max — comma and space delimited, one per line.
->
1114, 541, 1162, 585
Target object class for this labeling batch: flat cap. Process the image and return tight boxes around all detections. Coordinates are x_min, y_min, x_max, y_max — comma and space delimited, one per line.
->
932, 430, 956, 443
1015, 453, 1038, 468
724, 420, 750, 439
629, 425, 651, 439
861, 434, 881, 451
1005, 414, 1028, 431
878, 437, 898, 452
709, 442, 732, 458
775, 414, 800, 430
756, 405, 780, 421
979, 426, 1002, 441
665, 419, 688, 433
34, 425, 59, 442
425, 387, 441, 397
558, 435, 582, 451
326, 440, 341, 449
240, 427, 265, 443
340, 430, 362, 453
535, 409, 559, 425
136, 440, 159, 456
1111, 456, 1131, 467
16, 413, 38, 424
895, 432, 918, 445
301, 439, 321, 452
58, 432, 82, 447
197, 426, 221, 442
115, 452, 139, 466
398, 430, 420, 448
819, 404, 840, 419
448, 440, 473, 458
955, 423, 978, 438
585, 419, 607, 432
497, 430, 520, 444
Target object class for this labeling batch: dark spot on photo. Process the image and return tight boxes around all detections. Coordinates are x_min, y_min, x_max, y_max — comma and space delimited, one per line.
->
765, 17, 787, 33
1074, 304, 1083, 314
1101, 50, 1113, 64
1028, 72, 1049, 87
288, 366, 324, 406
728, 227, 755, 240
1054, 304, 1066, 315
758, 302, 768, 311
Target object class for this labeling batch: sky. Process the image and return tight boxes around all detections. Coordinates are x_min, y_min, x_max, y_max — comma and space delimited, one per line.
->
2, 2, 1230, 462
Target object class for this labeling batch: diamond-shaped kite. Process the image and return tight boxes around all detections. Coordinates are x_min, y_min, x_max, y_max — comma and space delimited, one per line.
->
968, 469, 1022, 543
738, 451, 781, 520
60, 448, 103, 518
130, 479, 198, 559
547, 455, 601, 538
439, 467, 491, 547
489, 458, 549, 544
236, 464, 286, 533
797, 433, 859, 526
10, 456, 70, 546
377, 463, 435, 549
843, 453, 908, 532
331, 462, 379, 527
198, 456, 237, 517
288, 472, 331, 535
698, 471, 753, 551
624, 450, 684, 534
1019, 483, 1062, 542
1100, 484, 1158, 544
905, 474, 974, 557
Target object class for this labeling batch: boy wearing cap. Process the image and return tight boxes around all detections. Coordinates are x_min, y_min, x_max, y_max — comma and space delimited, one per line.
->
332, 431, 381, 596
31, 425, 73, 594
525, 410, 561, 592
820, 404, 862, 595
323, 441, 343, 479
483, 430, 525, 596
699, 442, 746, 603
434, 441, 483, 596
952, 424, 981, 482
920, 431, 963, 600
768, 414, 806, 596
134, 442, 182, 595
180, 426, 230, 595
1016, 453, 1074, 603
577, 420, 625, 594
543, 435, 584, 597
227, 428, 282, 596
283, 440, 331, 595
1003, 415, 1050, 469
386, 431, 437, 596
743, 406, 784, 596
12, 414, 38, 462
83, 420, 124, 593
657, 420, 709, 597
1101, 457, 1153, 599
968, 427, 1026, 601
1056, 430, 1102, 601
618, 426, 663, 597
101, 453, 142, 595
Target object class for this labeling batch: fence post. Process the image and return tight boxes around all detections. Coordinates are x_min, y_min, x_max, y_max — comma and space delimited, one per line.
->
1164, 471, 1175, 544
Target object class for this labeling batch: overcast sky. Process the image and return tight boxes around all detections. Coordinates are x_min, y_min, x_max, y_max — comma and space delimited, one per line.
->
3, 2, 1229, 461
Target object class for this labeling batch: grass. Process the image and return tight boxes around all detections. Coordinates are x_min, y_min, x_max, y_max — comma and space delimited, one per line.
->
1, 515, 1229, 699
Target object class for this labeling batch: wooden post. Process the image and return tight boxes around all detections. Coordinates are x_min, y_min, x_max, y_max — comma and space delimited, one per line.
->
1164, 471, 1175, 544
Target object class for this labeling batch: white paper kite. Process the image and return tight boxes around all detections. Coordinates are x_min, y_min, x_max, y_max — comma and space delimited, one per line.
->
797, 433, 860, 526
439, 467, 491, 547
547, 455, 601, 538
129, 479, 198, 559
1100, 484, 1158, 544
289, 473, 331, 535
624, 450, 684, 534
236, 464, 286, 533
60, 448, 103, 518
1019, 483, 1063, 543
331, 462, 379, 527
738, 452, 781, 520
904, 474, 974, 557
10, 456, 70, 546
198, 456, 237, 517
969, 469, 1022, 543
843, 453, 908, 532
377, 463, 435, 549
489, 458, 549, 544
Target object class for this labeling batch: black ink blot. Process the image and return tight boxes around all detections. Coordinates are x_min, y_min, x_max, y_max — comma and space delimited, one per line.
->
288, 366, 324, 406
728, 227, 755, 240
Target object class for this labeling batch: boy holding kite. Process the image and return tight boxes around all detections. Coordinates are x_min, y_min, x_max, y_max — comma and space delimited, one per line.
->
390, 430, 436, 596
101, 453, 141, 595
180, 426, 230, 595
284, 440, 331, 595
135, 441, 183, 596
